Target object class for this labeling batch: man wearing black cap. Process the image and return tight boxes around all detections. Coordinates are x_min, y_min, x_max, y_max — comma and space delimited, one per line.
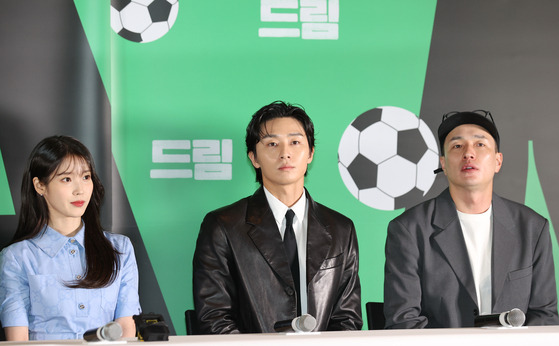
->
383, 110, 558, 328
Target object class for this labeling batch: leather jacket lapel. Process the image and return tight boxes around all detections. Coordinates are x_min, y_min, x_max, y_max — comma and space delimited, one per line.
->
432, 189, 478, 306
246, 188, 295, 288
306, 192, 332, 286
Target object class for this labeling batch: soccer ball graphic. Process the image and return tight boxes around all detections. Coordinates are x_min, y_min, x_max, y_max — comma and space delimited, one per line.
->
338, 106, 439, 211
111, 0, 179, 43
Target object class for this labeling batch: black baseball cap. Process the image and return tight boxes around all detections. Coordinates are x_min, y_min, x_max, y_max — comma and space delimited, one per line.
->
438, 110, 500, 154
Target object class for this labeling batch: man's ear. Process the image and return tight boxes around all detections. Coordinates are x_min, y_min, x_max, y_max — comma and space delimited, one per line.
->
33, 177, 45, 196
495, 152, 503, 173
439, 156, 446, 175
307, 147, 315, 164
248, 151, 260, 169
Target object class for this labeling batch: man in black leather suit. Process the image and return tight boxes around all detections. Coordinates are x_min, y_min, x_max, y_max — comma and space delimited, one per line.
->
193, 101, 362, 333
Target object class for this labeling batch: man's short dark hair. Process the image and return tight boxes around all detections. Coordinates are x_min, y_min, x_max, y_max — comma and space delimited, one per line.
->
245, 100, 315, 184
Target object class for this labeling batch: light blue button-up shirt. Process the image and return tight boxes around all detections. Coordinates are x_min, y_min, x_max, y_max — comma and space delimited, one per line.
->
0, 225, 141, 340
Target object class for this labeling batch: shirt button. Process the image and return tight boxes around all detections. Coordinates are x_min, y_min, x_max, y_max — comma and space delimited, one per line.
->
70, 239, 75, 243
70, 249, 76, 255
78, 304, 85, 310
76, 275, 82, 280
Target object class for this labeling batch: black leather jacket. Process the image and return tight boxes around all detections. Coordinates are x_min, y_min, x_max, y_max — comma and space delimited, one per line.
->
193, 188, 362, 333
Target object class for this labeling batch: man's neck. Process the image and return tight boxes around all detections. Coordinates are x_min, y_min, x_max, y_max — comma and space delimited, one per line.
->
449, 185, 493, 214
263, 183, 305, 208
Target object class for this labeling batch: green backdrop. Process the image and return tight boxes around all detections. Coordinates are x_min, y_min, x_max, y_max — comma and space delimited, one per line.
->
65, 0, 557, 334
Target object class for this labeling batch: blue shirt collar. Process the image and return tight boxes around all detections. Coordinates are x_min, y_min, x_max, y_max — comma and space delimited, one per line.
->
31, 223, 86, 258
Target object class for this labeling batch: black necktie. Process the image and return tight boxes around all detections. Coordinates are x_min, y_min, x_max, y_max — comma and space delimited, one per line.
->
283, 209, 301, 315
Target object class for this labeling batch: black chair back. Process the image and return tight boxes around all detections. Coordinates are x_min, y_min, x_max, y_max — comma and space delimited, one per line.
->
185, 309, 200, 335
366, 302, 385, 330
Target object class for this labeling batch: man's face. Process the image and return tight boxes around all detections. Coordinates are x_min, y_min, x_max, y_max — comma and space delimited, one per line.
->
440, 124, 503, 192
248, 117, 314, 193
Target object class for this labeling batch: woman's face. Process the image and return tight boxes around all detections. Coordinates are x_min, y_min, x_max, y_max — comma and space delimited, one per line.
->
33, 156, 94, 227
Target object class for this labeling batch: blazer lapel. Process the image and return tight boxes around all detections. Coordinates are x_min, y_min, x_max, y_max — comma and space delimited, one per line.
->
305, 191, 332, 285
246, 188, 295, 287
491, 193, 517, 310
432, 189, 478, 306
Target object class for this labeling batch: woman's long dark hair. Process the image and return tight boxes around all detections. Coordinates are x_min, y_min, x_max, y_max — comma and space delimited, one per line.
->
12, 135, 119, 289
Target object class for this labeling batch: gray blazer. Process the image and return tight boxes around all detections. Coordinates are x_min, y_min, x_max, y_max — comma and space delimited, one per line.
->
384, 188, 558, 328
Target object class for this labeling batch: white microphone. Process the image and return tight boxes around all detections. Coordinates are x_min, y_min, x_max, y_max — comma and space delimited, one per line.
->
83, 321, 123, 341
474, 308, 526, 327
274, 314, 317, 333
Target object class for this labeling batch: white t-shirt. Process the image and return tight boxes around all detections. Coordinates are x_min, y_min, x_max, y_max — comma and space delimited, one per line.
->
457, 205, 493, 315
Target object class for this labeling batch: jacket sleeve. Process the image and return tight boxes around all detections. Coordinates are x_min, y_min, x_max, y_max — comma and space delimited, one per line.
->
384, 218, 428, 329
192, 212, 241, 334
327, 222, 363, 331
526, 219, 559, 325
